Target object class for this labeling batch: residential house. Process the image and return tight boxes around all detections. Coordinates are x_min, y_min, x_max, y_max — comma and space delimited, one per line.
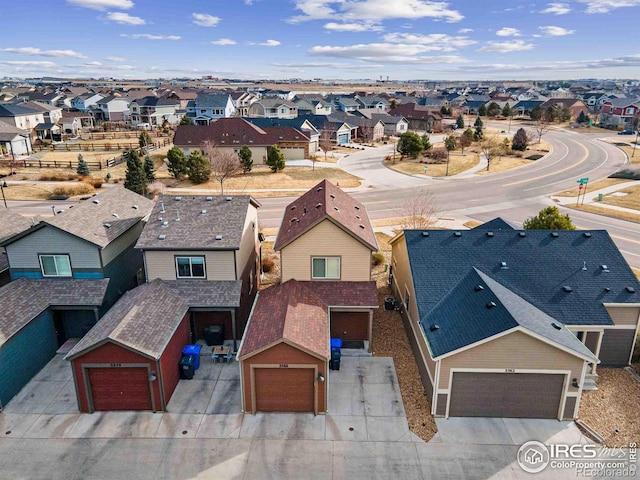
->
600, 98, 640, 129
247, 98, 298, 119
295, 98, 332, 116
93, 95, 131, 122
389, 219, 640, 420
71, 93, 104, 112
542, 98, 589, 120
135, 194, 262, 350
61, 111, 94, 136
0, 120, 32, 156
18, 102, 63, 141
356, 96, 388, 112
244, 117, 320, 154
174, 118, 311, 161
369, 113, 409, 136
22, 91, 64, 106
388, 103, 443, 132
232, 91, 259, 117
186, 93, 236, 125
165, 89, 198, 109
334, 97, 360, 112
0, 103, 45, 133
238, 181, 379, 413
129, 96, 181, 126
0, 187, 154, 340
0, 209, 35, 287
512, 100, 545, 116
579, 92, 610, 114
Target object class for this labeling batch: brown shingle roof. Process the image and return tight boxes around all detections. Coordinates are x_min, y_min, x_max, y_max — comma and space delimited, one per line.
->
0, 277, 108, 346
0, 209, 37, 243
273, 180, 378, 252
389, 103, 443, 121
238, 280, 329, 360
301, 281, 378, 307
65, 280, 188, 360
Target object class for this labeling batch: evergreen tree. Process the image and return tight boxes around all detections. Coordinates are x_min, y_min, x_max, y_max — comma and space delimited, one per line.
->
397, 132, 423, 158
577, 111, 587, 124
530, 105, 543, 121
459, 128, 473, 153
512, 128, 529, 151
179, 116, 193, 125
502, 102, 512, 117
523, 206, 576, 230
166, 146, 189, 179
238, 145, 253, 173
486, 102, 501, 117
123, 150, 147, 195
478, 104, 487, 117
143, 155, 155, 182
266, 145, 285, 172
187, 150, 211, 184
456, 114, 465, 129
473, 116, 484, 140
76, 154, 90, 176
421, 133, 432, 152
138, 130, 152, 153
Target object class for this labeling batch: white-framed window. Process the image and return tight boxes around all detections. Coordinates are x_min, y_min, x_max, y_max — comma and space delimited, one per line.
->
625, 107, 634, 115
39, 254, 72, 277
175, 256, 206, 278
312, 257, 340, 279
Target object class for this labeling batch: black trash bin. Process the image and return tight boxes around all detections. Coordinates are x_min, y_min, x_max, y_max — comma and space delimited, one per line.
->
179, 354, 195, 379
384, 297, 395, 311
204, 325, 224, 346
330, 348, 341, 371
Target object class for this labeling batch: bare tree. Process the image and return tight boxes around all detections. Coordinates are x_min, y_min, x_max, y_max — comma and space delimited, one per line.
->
399, 189, 439, 230
202, 140, 242, 195
318, 125, 333, 164
481, 138, 501, 172
533, 120, 550, 144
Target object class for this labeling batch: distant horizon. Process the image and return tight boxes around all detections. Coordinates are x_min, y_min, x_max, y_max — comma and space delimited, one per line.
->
2, 0, 640, 81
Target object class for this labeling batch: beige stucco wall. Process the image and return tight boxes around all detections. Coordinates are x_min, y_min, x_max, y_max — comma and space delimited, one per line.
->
280, 219, 371, 282
605, 305, 640, 326
144, 249, 236, 281
438, 330, 585, 394
236, 204, 259, 277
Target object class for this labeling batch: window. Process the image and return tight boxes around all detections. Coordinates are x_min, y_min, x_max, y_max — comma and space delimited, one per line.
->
176, 256, 206, 278
39, 254, 72, 277
312, 257, 340, 279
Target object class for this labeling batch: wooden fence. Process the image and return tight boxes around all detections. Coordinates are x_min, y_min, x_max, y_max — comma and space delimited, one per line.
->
34, 138, 172, 153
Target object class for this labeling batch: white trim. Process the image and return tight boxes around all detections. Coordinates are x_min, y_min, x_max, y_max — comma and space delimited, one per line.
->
598, 324, 637, 330
603, 303, 640, 308
175, 255, 206, 279
39, 254, 72, 277
311, 256, 341, 280
629, 321, 640, 366
574, 361, 588, 419
566, 326, 604, 332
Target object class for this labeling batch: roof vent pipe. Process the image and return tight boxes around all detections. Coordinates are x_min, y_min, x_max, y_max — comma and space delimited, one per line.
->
160, 199, 165, 213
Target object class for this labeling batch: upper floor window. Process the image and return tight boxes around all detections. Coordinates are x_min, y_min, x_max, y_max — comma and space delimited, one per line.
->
39, 254, 72, 277
312, 257, 340, 279
176, 256, 206, 278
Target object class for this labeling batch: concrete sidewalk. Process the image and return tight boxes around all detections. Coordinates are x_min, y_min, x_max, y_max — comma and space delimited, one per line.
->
551, 180, 639, 217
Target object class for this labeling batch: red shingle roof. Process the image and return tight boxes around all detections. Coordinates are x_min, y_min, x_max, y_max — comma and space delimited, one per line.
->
273, 180, 378, 251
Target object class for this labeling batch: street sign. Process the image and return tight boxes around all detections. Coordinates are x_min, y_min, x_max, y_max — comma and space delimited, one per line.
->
577, 177, 589, 184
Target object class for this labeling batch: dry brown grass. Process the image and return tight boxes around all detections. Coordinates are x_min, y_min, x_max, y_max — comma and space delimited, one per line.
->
601, 139, 640, 165
554, 178, 629, 197
570, 204, 640, 223
463, 220, 483, 229
579, 368, 640, 447
385, 152, 479, 177
52, 183, 95, 197
475, 155, 533, 175
600, 183, 640, 211
570, 125, 613, 134
1, 184, 55, 200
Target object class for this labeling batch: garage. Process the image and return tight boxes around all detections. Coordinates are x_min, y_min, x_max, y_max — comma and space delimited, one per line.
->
330, 311, 370, 343
337, 132, 349, 145
449, 372, 565, 419
254, 367, 315, 412
87, 367, 152, 411
66, 281, 191, 413
279, 146, 306, 160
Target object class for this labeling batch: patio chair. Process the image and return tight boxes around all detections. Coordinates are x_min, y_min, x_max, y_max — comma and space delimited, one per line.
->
223, 351, 234, 363
211, 352, 220, 363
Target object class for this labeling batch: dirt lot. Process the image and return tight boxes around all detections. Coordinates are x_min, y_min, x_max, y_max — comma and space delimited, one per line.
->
385, 152, 479, 177
579, 368, 640, 447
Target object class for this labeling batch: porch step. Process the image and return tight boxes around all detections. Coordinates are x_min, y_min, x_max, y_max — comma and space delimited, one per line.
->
582, 378, 598, 391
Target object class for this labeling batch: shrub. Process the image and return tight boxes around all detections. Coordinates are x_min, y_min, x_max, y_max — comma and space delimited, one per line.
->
262, 256, 275, 273
39, 172, 77, 181
610, 166, 640, 180
526, 154, 544, 161
51, 184, 95, 197
428, 148, 448, 163
371, 252, 385, 266
82, 177, 103, 188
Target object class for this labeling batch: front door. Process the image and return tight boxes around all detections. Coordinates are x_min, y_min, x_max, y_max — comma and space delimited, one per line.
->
53, 311, 67, 347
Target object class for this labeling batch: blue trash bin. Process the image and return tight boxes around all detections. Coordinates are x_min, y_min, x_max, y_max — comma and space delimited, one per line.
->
183, 344, 202, 370
330, 338, 342, 350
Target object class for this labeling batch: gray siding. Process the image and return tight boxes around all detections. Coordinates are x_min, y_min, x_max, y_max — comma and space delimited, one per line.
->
7, 226, 100, 271
101, 221, 144, 267
102, 247, 144, 312
435, 394, 447, 416
235, 205, 258, 279
585, 331, 599, 355
599, 328, 636, 366
563, 396, 577, 420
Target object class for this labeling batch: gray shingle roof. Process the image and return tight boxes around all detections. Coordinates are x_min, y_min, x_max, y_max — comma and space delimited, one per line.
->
0, 209, 37, 243
403, 226, 640, 333
136, 194, 260, 250
0, 277, 108, 347
0, 104, 40, 117
65, 280, 188, 360
424, 268, 597, 359
162, 280, 242, 308
38, 187, 154, 248
194, 93, 231, 108
472, 217, 515, 231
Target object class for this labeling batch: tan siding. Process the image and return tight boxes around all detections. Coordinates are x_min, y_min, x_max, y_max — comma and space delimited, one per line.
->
605, 305, 640, 326
439, 331, 585, 392
143, 250, 236, 281
280, 219, 371, 282
235, 204, 258, 278
101, 221, 143, 267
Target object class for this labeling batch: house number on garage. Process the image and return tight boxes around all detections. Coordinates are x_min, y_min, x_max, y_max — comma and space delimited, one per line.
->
279, 364, 288, 368
505, 368, 515, 373
110, 363, 122, 367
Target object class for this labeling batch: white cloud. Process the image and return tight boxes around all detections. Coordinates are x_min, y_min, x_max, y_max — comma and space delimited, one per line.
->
324, 22, 383, 32
210, 38, 236, 45
539, 25, 575, 36
105, 56, 126, 62
85, 61, 103, 66
495, 27, 522, 37
540, 3, 571, 14
1, 47, 87, 59
458, 28, 473, 33
2, 60, 57, 68
121, 34, 181, 40
383, 32, 476, 49
249, 39, 281, 46
309, 42, 468, 63
106, 12, 145, 25
192, 13, 220, 27
290, 0, 463, 24
273, 61, 385, 70
478, 40, 534, 53
66, 0, 133, 10
578, 0, 640, 13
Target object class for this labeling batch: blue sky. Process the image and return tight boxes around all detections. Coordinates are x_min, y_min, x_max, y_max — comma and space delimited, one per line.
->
1, 0, 640, 80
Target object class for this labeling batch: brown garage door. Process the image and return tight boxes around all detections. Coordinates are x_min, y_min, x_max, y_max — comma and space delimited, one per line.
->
449, 372, 565, 419
330, 311, 369, 341
254, 368, 314, 413
88, 367, 152, 411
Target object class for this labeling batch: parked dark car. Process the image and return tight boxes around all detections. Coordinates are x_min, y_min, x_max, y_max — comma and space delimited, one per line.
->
618, 129, 635, 135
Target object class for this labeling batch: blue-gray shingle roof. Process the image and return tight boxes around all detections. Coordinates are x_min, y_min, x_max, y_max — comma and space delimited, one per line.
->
404, 227, 639, 337
472, 217, 515, 230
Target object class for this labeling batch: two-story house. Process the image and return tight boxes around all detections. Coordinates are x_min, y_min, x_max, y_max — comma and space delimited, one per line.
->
19, 101, 63, 141
186, 93, 236, 125
238, 180, 379, 414
0, 187, 154, 341
129, 96, 181, 126
247, 98, 298, 119
295, 99, 332, 116
135, 194, 261, 350
0, 104, 45, 133
71, 93, 104, 112
0, 120, 32, 156
93, 95, 131, 122
600, 98, 640, 129
232, 91, 259, 117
